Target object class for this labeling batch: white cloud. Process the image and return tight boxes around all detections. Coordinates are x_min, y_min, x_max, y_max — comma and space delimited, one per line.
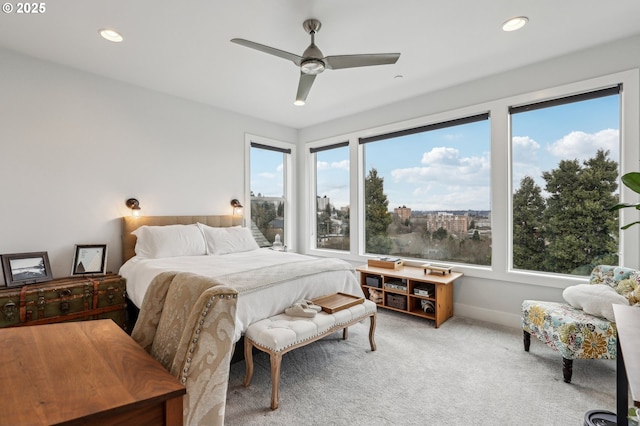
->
318, 159, 349, 171
331, 159, 349, 170
393, 147, 490, 187
547, 129, 619, 161
317, 161, 330, 171
512, 135, 543, 188
420, 146, 460, 166
512, 136, 540, 163
387, 147, 491, 209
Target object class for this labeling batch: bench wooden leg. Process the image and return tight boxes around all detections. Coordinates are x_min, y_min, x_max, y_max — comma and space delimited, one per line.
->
243, 338, 254, 387
369, 313, 377, 351
270, 352, 282, 410
343, 327, 348, 340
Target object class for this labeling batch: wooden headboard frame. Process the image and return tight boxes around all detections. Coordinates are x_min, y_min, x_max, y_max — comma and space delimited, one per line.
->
121, 215, 243, 263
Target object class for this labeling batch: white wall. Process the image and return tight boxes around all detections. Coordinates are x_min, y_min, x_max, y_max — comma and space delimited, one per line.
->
0, 48, 296, 281
296, 34, 640, 329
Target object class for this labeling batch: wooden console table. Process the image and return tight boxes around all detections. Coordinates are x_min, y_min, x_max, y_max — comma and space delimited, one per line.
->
613, 304, 640, 426
0, 320, 185, 425
356, 264, 462, 327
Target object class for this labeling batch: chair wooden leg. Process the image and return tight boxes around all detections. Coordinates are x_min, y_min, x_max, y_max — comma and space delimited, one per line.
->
243, 338, 254, 387
523, 330, 531, 352
562, 357, 573, 383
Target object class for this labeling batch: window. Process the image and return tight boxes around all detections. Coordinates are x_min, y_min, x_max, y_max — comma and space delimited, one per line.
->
249, 139, 293, 248
510, 86, 621, 276
360, 113, 491, 265
311, 142, 350, 251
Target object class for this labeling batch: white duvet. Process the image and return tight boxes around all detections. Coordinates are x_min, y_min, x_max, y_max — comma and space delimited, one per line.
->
119, 249, 363, 341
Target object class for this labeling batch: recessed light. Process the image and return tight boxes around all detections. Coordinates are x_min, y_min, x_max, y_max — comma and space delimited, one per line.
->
99, 28, 124, 43
394, 75, 404, 80
502, 16, 528, 32
293, 100, 305, 106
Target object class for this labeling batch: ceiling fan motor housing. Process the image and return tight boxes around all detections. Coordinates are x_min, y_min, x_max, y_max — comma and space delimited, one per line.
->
301, 19, 325, 74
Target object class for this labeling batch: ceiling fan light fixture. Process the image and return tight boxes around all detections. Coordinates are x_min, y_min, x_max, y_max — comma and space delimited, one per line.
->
300, 59, 325, 75
502, 16, 528, 32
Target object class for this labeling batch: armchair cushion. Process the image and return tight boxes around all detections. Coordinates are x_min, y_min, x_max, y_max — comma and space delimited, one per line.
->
562, 283, 628, 321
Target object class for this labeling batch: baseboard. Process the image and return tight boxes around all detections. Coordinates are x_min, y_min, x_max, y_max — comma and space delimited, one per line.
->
454, 302, 522, 330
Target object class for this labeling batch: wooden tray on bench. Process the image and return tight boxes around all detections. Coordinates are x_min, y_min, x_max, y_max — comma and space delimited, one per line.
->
312, 292, 364, 314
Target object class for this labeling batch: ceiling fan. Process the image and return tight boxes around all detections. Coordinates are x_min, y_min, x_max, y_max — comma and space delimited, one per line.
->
231, 19, 400, 105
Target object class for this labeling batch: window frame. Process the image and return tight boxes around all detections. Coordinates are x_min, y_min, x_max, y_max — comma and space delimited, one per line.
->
309, 140, 351, 253
302, 69, 639, 289
358, 112, 491, 263
245, 133, 296, 251
508, 84, 622, 276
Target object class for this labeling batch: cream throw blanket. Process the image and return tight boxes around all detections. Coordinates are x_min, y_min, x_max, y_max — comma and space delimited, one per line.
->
210, 257, 355, 294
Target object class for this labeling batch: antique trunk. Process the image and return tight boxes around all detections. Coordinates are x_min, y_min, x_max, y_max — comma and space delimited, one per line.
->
0, 273, 126, 330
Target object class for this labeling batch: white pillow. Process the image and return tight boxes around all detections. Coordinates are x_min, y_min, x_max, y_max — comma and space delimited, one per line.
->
132, 224, 206, 258
562, 283, 629, 321
198, 224, 259, 255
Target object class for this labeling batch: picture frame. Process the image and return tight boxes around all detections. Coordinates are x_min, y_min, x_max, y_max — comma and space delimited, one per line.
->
71, 244, 107, 276
1, 252, 53, 287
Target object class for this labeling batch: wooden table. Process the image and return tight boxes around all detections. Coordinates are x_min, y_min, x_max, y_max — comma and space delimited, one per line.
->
613, 304, 640, 425
0, 320, 185, 425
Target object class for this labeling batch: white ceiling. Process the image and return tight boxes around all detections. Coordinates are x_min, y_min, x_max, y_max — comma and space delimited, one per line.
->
2, 0, 640, 129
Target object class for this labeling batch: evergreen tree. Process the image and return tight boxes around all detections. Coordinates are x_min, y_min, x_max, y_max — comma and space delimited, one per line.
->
364, 168, 392, 254
433, 227, 448, 241
513, 176, 547, 271
252, 201, 277, 235
542, 150, 618, 273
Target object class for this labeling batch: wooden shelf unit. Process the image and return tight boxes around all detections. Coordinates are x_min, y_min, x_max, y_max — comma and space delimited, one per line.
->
356, 264, 462, 328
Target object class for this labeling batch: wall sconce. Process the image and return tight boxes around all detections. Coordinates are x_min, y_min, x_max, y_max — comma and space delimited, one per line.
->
230, 199, 243, 216
126, 198, 141, 217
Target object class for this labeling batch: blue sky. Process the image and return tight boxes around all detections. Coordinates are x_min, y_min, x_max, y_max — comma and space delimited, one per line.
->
253, 94, 620, 212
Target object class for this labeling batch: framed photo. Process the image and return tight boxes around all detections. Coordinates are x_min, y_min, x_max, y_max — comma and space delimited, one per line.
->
1, 252, 53, 287
71, 244, 107, 275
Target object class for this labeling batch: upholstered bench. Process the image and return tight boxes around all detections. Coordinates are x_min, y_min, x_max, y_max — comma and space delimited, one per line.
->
243, 299, 377, 409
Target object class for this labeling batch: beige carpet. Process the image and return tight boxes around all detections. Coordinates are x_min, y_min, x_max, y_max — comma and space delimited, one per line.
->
225, 309, 617, 425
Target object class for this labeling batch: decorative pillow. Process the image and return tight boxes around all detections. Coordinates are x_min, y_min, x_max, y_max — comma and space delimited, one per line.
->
198, 224, 259, 255
132, 224, 206, 258
562, 283, 629, 321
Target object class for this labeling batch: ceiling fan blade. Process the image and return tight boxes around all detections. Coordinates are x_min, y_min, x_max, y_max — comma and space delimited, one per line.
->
231, 38, 303, 66
295, 72, 317, 104
324, 53, 400, 70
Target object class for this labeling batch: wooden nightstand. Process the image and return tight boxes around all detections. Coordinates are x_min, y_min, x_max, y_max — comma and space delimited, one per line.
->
356, 264, 462, 328
0, 273, 126, 330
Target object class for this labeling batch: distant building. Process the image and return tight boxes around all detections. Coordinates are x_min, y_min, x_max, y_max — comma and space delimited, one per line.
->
317, 196, 330, 212
394, 205, 411, 220
426, 212, 468, 234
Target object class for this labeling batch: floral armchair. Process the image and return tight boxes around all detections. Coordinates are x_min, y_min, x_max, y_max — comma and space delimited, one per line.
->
522, 265, 640, 383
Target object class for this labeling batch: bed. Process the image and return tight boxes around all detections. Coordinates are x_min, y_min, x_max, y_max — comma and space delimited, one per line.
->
119, 215, 364, 342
